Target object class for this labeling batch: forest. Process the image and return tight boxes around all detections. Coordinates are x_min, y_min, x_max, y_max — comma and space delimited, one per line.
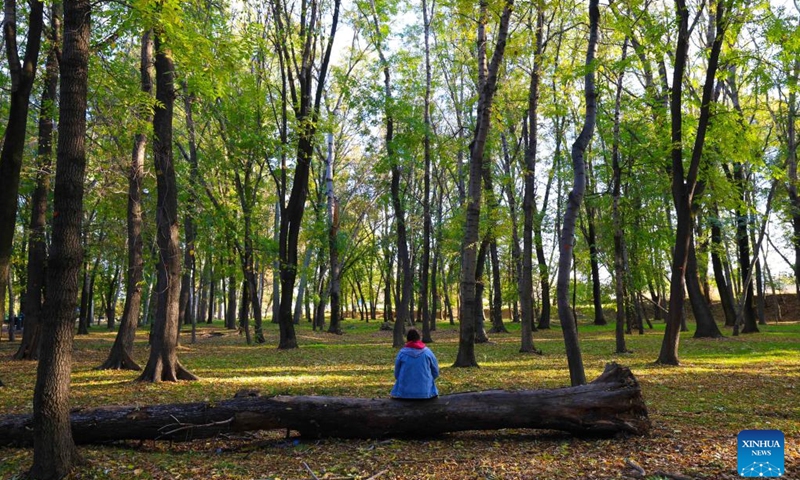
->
0, 0, 799, 477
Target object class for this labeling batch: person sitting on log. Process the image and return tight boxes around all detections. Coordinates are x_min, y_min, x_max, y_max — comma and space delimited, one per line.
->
391, 328, 439, 399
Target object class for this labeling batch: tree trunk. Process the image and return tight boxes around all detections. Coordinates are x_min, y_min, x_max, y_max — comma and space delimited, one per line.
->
104, 266, 120, 330
0, 0, 45, 326
785, 61, 799, 303
688, 235, 722, 338
275, 0, 341, 350
29, 0, 86, 476
15, 5, 59, 360
710, 212, 737, 326
733, 163, 759, 333
521, 7, 544, 347
78, 257, 98, 335
585, 183, 605, 326
326, 134, 342, 335
488, 241, 507, 333
474, 239, 491, 343
7, 271, 15, 342
500, 134, 522, 330
241, 216, 265, 343
272, 203, 280, 324
419, 0, 434, 343
383, 252, 393, 324
3, 363, 649, 446
98, 33, 152, 371
476, 69, 503, 338
137, 32, 197, 383
658, 0, 726, 364
363, 2, 411, 347
533, 159, 557, 331
239, 278, 252, 344
611, 39, 629, 354
225, 275, 237, 330
455, 0, 514, 367
443, 262, 454, 325
293, 246, 313, 325
557, 0, 599, 386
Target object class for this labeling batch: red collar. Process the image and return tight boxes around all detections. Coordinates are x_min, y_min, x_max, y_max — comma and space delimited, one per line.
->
405, 340, 426, 349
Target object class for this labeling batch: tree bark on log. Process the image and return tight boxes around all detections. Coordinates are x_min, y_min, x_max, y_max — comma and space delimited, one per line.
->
0, 363, 649, 446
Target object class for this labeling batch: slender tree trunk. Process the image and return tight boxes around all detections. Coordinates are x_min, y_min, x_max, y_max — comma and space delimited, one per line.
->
104, 266, 119, 330
419, 0, 434, 344
749, 202, 766, 325
383, 254, 393, 324
501, 133, 522, 331
710, 211, 737, 326
557, 0, 599, 385
97, 32, 151, 370
272, 203, 280, 324
240, 278, 252, 344
488, 241, 507, 333
77, 258, 98, 335
226, 274, 237, 330
275, 0, 341, 350
784, 61, 799, 302
7, 271, 15, 342
293, 246, 313, 325
733, 163, 758, 333
474, 239, 491, 343
29, 0, 85, 475
455, 0, 514, 367
137, 31, 197, 383
688, 234, 722, 338
0, 0, 45, 325
443, 263, 454, 325
585, 161, 605, 326
658, 0, 726, 364
480, 119, 503, 336
363, 1, 411, 347
15, 5, 60, 360
612, 39, 629, 354
326, 134, 342, 335
521, 7, 544, 348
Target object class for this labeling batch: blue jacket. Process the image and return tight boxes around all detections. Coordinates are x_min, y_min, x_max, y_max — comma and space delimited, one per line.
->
390, 345, 439, 399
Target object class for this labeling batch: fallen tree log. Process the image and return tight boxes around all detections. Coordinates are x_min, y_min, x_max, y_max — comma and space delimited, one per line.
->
0, 363, 649, 446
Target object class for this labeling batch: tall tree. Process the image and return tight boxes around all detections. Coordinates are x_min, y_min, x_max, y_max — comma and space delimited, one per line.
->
272, 0, 341, 349
360, 0, 412, 347
97, 29, 154, 370
14, 2, 60, 361
611, 38, 629, 355
521, 4, 547, 343
657, 0, 728, 365
584, 159, 606, 326
785, 59, 799, 300
420, 0, 434, 344
325, 133, 343, 334
138, 13, 197, 382
454, 0, 514, 367
29, 0, 89, 476
556, 0, 599, 386
0, 0, 45, 325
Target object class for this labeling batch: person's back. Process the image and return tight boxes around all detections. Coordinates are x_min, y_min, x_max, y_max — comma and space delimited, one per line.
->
391, 328, 439, 399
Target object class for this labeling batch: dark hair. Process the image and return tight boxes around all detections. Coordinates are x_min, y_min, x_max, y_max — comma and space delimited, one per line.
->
406, 328, 421, 342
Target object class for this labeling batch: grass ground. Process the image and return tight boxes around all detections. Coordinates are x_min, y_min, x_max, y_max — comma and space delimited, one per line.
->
1, 303, 799, 479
